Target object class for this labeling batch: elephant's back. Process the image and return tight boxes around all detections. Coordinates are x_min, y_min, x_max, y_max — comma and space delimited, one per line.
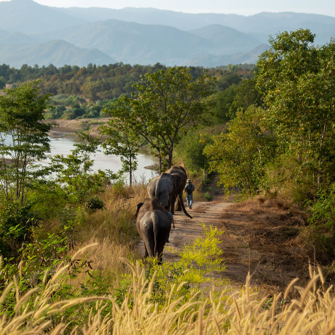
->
151, 210, 170, 230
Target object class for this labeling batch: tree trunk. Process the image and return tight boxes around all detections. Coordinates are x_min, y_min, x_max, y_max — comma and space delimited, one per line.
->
168, 148, 173, 169
129, 155, 132, 186
158, 149, 162, 174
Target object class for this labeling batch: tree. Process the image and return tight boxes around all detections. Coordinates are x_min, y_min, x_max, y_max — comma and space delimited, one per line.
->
0, 82, 52, 204
175, 126, 223, 179
204, 107, 276, 197
256, 29, 335, 188
51, 131, 113, 199
99, 109, 139, 185
104, 67, 216, 169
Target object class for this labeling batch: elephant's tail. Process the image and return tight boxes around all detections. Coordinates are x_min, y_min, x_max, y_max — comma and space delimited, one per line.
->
152, 212, 158, 256
179, 193, 192, 219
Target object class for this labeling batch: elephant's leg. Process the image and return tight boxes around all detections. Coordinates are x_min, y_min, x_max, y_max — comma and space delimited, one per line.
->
156, 243, 165, 265
175, 196, 182, 211
144, 246, 149, 258
170, 195, 177, 215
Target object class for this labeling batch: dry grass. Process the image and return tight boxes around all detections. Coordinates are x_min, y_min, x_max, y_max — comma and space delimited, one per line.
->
61, 183, 148, 287
3, 255, 335, 334
218, 196, 311, 291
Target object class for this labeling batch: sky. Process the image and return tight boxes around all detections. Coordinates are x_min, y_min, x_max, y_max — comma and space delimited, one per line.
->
1, 0, 335, 17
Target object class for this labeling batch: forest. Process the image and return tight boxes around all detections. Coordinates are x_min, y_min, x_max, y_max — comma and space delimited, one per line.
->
1, 29, 335, 333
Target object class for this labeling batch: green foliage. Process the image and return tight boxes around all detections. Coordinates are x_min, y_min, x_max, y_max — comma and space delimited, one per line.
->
104, 67, 216, 170
0, 202, 38, 258
85, 195, 105, 211
205, 106, 277, 197
118, 224, 225, 307
0, 76, 5, 89
0, 81, 52, 204
100, 107, 139, 185
204, 192, 213, 201
208, 78, 261, 124
306, 184, 335, 260
256, 29, 335, 189
175, 126, 223, 178
0, 63, 254, 103
50, 131, 116, 202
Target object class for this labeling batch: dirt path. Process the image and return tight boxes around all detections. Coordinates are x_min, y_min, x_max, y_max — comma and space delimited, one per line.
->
137, 200, 230, 268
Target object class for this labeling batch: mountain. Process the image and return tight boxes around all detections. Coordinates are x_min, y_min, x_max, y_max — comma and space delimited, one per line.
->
56, 6, 335, 38
187, 44, 269, 67
0, 40, 115, 68
190, 25, 262, 54
33, 20, 216, 66
0, 1, 334, 68
0, 0, 87, 34
0, 29, 35, 45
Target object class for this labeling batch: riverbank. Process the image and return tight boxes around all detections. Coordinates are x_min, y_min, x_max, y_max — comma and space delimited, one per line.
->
49, 118, 111, 139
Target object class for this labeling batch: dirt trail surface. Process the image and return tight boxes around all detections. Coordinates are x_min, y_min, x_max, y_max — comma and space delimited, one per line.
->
137, 200, 229, 262
138, 197, 310, 293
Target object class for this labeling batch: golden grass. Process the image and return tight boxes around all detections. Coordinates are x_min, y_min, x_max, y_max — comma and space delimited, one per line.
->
61, 184, 148, 287
3, 254, 335, 334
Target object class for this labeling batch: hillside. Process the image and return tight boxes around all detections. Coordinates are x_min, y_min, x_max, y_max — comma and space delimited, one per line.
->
56, 6, 335, 44
190, 25, 262, 54
0, 0, 86, 34
188, 44, 269, 67
0, 1, 333, 67
0, 40, 115, 68
33, 19, 216, 66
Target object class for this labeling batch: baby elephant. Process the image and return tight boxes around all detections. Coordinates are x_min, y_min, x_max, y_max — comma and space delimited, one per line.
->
135, 198, 171, 263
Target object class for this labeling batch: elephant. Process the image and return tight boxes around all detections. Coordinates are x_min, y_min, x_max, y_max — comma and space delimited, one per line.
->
147, 170, 192, 219
147, 173, 174, 209
135, 198, 171, 263
166, 166, 191, 216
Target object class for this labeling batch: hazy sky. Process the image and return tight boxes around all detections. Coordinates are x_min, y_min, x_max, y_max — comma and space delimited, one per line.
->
1, 0, 335, 16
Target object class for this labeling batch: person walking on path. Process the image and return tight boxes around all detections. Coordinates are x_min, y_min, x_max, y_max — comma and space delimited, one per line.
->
184, 179, 195, 209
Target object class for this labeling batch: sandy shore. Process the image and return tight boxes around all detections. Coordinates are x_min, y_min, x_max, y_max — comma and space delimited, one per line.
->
48, 118, 111, 138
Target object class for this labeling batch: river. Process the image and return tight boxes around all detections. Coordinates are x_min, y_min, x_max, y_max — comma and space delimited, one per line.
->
42, 136, 158, 183
2, 133, 158, 183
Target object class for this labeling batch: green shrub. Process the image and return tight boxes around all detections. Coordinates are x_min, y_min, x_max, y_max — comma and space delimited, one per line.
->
306, 184, 335, 260
204, 192, 213, 201
85, 196, 105, 211
113, 181, 128, 198
0, 202, 39, 258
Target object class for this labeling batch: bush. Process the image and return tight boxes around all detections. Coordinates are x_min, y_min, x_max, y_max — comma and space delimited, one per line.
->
0, 202, 39, 258
85, 196, 105, 211
204, 192, 213, 201
306, 184, 335, 261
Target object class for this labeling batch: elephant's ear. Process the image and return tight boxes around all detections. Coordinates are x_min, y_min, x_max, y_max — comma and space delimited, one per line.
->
135, 202, 144, 217
179, 166, 186, 174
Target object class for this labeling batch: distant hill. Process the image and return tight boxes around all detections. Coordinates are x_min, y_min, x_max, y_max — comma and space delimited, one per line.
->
33, 19, 216, 66
190, 25, 262, 54
0, 40, 115, 68
55, 6, 335, 44
187, 44, 269, 67
0, 1, 334, 68
0, 29, 35, 45
0, 0, 86, 34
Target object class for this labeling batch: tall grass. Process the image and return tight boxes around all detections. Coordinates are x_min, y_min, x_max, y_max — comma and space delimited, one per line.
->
1, 256, 335, 334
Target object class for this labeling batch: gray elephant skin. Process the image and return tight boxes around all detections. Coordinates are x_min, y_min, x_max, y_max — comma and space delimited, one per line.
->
135, 198, 171, 263
147, 167, 192, 218
147, 172, 173, 208
166, 166, 191, 218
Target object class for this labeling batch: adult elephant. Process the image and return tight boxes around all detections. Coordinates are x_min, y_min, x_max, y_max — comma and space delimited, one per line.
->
147, 170, 192, 219
166, 166, 191, 216
147, 173, 174, 210
135, 198, 171, 263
